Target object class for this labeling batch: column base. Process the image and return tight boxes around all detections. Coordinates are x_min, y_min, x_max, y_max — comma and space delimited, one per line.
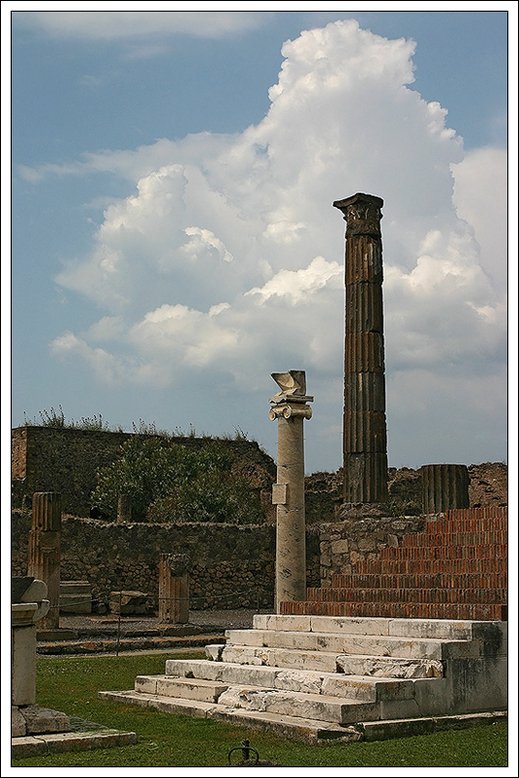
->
336, 502, 389, 519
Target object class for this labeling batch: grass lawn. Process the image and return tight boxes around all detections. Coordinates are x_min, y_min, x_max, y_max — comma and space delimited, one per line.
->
12, 652, 508, 768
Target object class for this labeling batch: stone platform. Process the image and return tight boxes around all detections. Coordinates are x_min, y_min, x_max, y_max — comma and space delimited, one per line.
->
99, 614, 507, 742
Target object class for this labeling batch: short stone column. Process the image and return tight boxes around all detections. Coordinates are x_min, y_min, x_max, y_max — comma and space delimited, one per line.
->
11, 576, 70, 738
268, 371, 313, 613
12, 578, 49, 708
27, 492, 62, 631
158, 553, 189, 624
117, 494, 133, 524
421, 464, 470, 514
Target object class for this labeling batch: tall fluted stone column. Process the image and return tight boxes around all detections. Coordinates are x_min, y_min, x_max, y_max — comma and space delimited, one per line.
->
268, 371, 313, 612
333, 193, 388, 514
421, 464, 470, 514
158, 553, 189, 624
27, 492, 62, 631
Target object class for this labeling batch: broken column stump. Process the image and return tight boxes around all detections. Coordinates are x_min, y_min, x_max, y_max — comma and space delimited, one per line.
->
27, 492, 62, 631
158, 554, 190, 624
421, 464, 470, 514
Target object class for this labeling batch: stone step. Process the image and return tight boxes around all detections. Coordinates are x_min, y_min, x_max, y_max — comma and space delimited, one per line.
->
215, 644, 454, 675
335, 654, 444, 679
98, 690, 355, 741
223, 629, 478, 660
215, 685, 378, 724
135, 674, 228, 703
280, 601, 507, 621
103, 676, 460, 729
306, 587, 507, 605
163, 658, 438, 699
252, 614, 501, 641
330, 573, 507, 589
98, 688, 507, 743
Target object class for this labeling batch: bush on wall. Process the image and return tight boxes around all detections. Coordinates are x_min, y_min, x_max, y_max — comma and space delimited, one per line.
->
91, 436, 264, 523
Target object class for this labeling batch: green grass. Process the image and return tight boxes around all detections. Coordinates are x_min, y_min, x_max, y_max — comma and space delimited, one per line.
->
12, 652, 508, 768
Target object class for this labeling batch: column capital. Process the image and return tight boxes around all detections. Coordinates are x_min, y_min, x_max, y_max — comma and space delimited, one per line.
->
268, 401, 313, 421
269, 370, 313, 420
333, 192, 383, 237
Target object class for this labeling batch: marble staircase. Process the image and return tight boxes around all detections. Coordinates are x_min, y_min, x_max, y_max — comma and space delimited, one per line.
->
100, 613, 507, 741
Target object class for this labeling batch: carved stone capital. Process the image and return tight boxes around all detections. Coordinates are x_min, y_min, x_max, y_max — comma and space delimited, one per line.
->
333, 192, 383, 237
268, 402, 313, 421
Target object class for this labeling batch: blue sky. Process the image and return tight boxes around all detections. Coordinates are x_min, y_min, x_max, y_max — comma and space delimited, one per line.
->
4, 5, 515, 474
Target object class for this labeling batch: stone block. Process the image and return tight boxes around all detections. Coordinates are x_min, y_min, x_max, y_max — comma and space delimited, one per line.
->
21, 705, 70, 734
388, 619, 474, 640
156, 677, 229, 703
274, 669, 324, 695
321, 676, 377, 701
11, 625, 36, 706
336, 655, 444, 679
252, 614, 269, 630
12, 706, 26, 737
59, 581, 92, 614
272, 483, 288, 505
310, 616, 391, 636
135, 675, 159, 695
109, 591, 153, 615
263, 615, 312, 632
205, 644, 224, 661
378, 698, 421, 721
20, 579, 48, 603
217, 686, 350, 724
412, 678, 452, 716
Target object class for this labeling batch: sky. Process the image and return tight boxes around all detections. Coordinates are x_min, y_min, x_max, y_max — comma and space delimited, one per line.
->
4, 3, 516, 476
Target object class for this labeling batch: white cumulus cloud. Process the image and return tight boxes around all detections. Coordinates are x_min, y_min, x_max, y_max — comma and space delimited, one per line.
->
45, 19, 506, 467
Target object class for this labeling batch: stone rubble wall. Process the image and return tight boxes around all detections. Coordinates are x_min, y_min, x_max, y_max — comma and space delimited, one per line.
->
11, 426, 276, 518
12, 511, 321, 611
318, 516, 426, 586
11, 504, 506, 610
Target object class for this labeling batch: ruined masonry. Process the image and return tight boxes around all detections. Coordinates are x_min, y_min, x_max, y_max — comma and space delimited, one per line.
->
100, 507, 506, 741
12, 576, 137, 757
100, 194, 506, 740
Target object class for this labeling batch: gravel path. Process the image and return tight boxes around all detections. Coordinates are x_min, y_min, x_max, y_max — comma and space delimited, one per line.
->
58, 608, 269, 633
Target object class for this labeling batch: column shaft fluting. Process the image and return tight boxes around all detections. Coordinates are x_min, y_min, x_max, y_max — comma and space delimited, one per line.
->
334, 193, 388, 506
27, 492, 62, 631
421, 464, 470, 514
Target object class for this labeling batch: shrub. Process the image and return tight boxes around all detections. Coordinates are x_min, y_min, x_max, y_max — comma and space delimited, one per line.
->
91, 437, 264, 524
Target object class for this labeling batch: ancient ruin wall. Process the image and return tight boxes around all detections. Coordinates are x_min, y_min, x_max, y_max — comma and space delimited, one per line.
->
11, 426, 276, 518
12, 511, 320, 610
